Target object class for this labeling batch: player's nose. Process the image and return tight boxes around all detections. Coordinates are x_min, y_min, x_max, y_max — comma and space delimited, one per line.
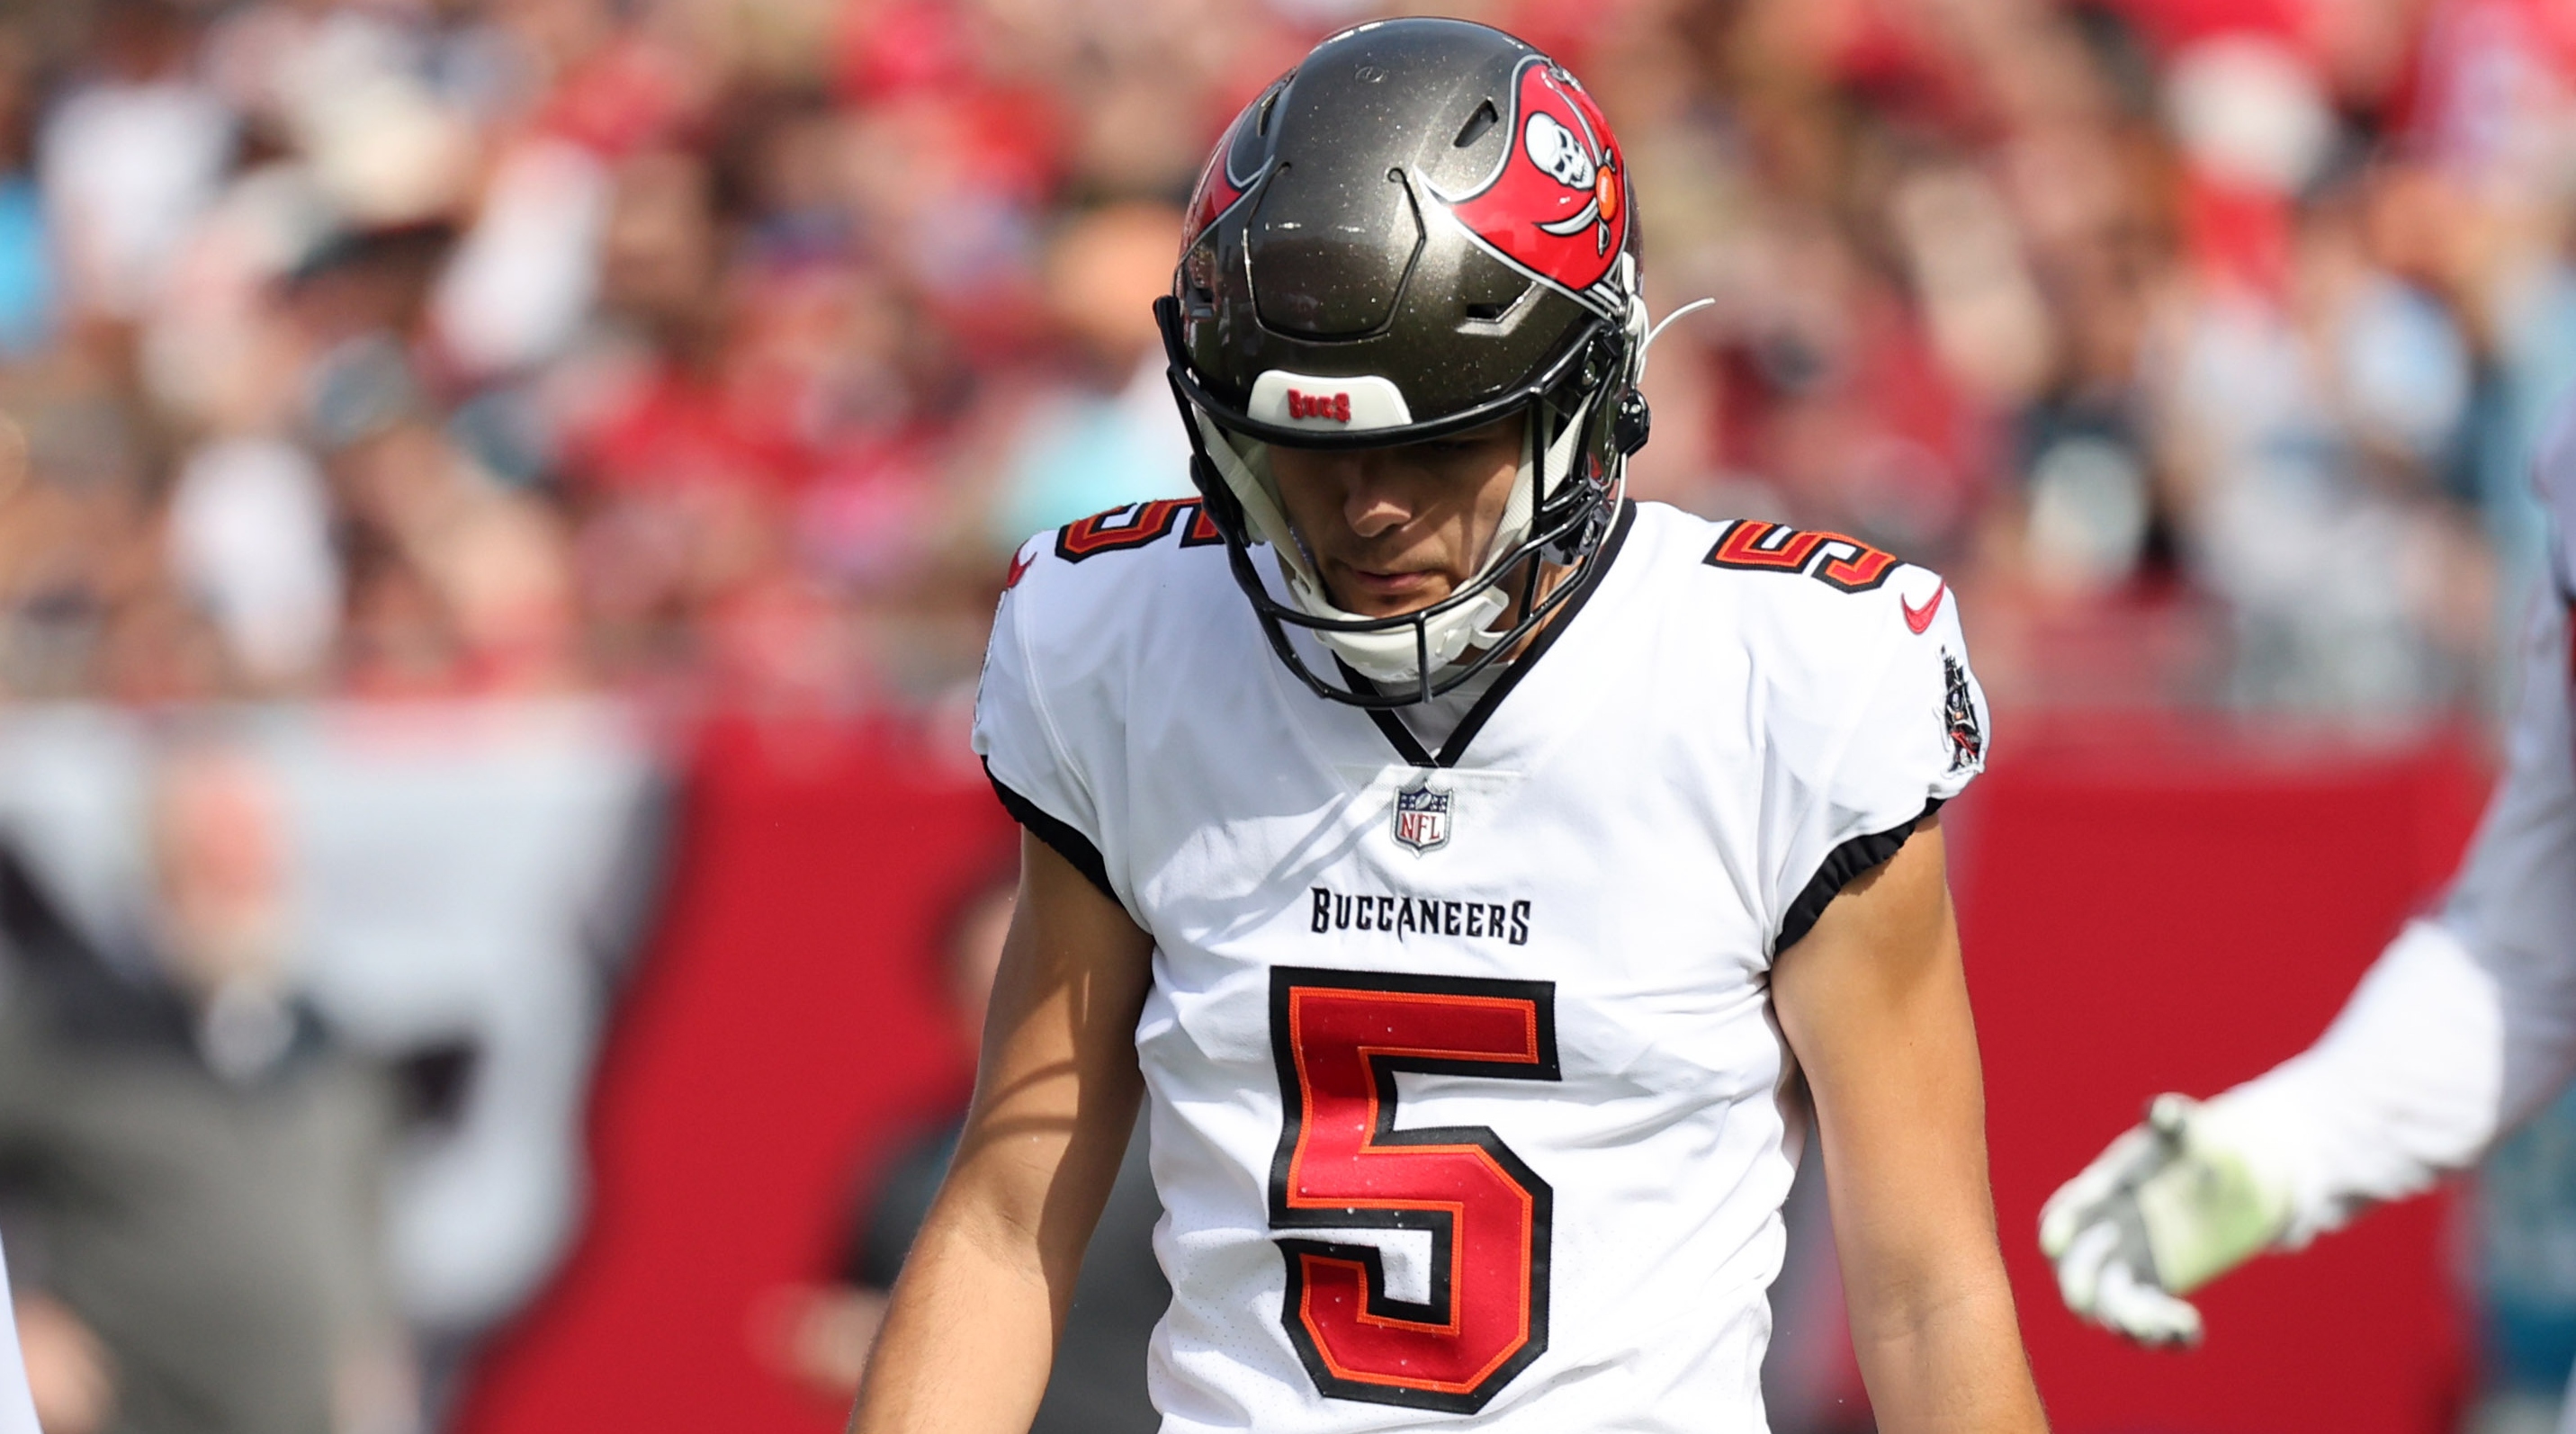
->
1342, 474, 1414, 540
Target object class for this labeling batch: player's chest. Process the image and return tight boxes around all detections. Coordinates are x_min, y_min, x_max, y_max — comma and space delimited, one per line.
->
1118, 635, 1773, 963
1126, 713, 1781, 1097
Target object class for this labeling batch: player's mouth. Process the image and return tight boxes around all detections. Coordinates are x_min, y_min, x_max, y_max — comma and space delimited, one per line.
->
1327, 562, 1454, 615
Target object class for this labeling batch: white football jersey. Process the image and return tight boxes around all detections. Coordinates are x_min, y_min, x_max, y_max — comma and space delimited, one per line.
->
974, 499, 1988, 1432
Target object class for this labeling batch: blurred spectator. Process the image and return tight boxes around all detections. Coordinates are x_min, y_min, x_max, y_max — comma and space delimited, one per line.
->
981, 201, 1198, 550
0, 698, 669, 1432
313, 335, 577, 696
41, 0, 235, 327
166, 433, 341, 689
0, 737, 404, 1434
754, 874, 1166, 1430
0, 30, 52, 360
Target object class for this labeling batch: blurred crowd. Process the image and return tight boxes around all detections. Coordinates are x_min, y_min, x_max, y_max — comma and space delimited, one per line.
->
1600, 0, 2576, 721
0, 0, 1273, 717
0, 0, 2563, 724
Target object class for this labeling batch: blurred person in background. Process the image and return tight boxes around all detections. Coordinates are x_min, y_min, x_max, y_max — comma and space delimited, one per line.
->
758, 874, 1164, 1430
0, 28, 53, 362
977, 202, 1198, 550
40, 0, 234, 333
309, 332, 578, 698
0, 736, 407, 1434
2037, 390, 2576, 1404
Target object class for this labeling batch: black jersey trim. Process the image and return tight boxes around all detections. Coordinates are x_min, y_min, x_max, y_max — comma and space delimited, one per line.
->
1344, 500, 1638, 770
1343, 664, 1437, 767
1774, 798, 1943, 957
1433, 500, 1633, 766
984, 763, 1117, 906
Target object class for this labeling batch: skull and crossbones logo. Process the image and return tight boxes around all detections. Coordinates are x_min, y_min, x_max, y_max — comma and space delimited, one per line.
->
1523, 112, 1620, 253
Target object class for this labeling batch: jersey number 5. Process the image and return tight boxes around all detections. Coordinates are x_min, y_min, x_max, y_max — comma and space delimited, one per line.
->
1267, 967, 1558, 1413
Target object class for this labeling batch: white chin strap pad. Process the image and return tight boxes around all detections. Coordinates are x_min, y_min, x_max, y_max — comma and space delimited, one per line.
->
1191, 394, 1596, 687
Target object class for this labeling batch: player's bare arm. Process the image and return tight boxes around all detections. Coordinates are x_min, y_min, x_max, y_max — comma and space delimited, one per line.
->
845, 832, 1153, 1434
1774, 817, 2047, 1433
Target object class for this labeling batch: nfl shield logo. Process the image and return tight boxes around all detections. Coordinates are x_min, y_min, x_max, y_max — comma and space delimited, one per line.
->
1391, 778, 1452, 855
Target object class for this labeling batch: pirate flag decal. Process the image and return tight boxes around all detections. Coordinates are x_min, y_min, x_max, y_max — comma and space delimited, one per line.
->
1432, 58, 1629, 303
1942, 651, 1985, 772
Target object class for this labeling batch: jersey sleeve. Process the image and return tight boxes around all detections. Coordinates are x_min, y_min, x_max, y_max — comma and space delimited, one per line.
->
1761, 568, 1989, 956
2215, 573, 2576, 1245
972, 534, 1117, 904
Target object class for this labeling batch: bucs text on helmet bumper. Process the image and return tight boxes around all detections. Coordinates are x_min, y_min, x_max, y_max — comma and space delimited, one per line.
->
1157, 17, 1653, 708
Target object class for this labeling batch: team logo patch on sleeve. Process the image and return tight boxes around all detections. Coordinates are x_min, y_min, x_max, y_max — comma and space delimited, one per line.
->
1392, 777, 1454, 855
1943, 651, 1984, 771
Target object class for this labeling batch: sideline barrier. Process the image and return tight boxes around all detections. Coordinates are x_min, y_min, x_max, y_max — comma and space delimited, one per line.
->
458, 713, 1010, 1434
461, 713, 2490, 1431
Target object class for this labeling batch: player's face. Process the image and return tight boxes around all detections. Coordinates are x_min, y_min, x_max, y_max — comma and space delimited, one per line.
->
1267, 416, 1523, 619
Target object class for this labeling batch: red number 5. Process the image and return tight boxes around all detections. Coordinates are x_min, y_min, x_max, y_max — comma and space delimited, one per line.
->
1268, 967, 1558, 1412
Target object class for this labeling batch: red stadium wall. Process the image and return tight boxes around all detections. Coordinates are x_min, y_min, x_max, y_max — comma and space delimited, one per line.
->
457, 715, 1014, 1434
459, 715, 2492, 1433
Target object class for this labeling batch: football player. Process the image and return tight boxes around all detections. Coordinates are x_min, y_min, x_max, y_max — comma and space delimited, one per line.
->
2040, 400, 2576, 1362
850, 19, 2048, 1433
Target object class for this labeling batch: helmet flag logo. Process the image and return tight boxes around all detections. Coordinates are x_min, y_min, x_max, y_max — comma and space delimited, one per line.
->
1435, 58, 1628, 299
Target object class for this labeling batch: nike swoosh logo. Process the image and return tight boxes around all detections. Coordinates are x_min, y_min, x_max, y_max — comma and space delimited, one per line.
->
1902, 581, 1945, 634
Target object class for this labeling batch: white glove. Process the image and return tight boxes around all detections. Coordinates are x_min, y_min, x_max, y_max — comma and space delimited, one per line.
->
2037, 1093, 2294, 1346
